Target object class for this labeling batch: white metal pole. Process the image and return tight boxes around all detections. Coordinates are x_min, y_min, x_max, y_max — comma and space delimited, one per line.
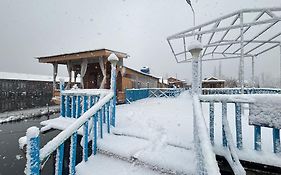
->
240, 12, 245, 94
251, 56, 255, 87
192, 57, 199, 94
199, 35, 202, 94
279, 43, 281, 88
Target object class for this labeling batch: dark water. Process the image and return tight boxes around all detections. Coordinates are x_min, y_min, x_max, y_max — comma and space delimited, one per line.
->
0, 114, 59, 175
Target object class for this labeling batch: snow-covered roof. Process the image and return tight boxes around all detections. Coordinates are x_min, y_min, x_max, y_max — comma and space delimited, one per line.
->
123, 66, 160, 80
202, 76, 225, 82
0, 71, 69, 82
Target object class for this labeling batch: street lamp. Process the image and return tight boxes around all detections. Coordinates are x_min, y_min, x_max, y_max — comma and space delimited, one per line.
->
188, 40, 203, 94
108, 53, 119, 127
185, 0, 195, 37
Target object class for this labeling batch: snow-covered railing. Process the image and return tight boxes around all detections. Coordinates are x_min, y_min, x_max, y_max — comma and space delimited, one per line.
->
24, 90, 114, 175
193, 95, 221, 175
199, 94, 281, 173
202, 88, 281, 95
125, 88, 184, 103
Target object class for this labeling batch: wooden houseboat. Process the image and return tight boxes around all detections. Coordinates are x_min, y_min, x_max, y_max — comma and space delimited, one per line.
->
36, 48, 160, 103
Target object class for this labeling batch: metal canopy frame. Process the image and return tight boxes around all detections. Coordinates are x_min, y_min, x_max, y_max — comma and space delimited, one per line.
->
167, 7, 281, 88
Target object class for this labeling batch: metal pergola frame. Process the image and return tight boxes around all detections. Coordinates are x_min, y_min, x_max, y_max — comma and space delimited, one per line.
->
167, 7, 281, 89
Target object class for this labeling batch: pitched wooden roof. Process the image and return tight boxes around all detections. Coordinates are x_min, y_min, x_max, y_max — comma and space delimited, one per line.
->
36, 48, 128, 64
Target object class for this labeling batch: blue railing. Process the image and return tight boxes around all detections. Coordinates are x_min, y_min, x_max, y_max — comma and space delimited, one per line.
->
199, 94, 281, 169
193, 95, 221, 175
202, 88, 281, 95
25, 89, 114, 175
125, 88, 184, 103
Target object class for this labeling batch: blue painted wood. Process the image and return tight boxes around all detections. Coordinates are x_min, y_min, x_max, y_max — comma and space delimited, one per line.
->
106, 102, 110, 134
77, 96, 82, 118
72, 96, 76, 118
56, 143, 64, 175
61, 95, 65, 117
90, 96, 94, 107
99, 109, 103, 139
235, 103, 243, 149
83, 96, 88, 113
83, 96, 89, 162
83, 121, 89, 162
69, 132, 77, 175
93, 113, 98, 155
103, 105, 106, 123
60, 81, 65, 118
91, 96, 97, 155
273, 128, 280, 153
254, 126, 261, 151
27, 132, 40, 175
209, 102, 215, 145
222, 102, 227, 147
66, 96, 71, 117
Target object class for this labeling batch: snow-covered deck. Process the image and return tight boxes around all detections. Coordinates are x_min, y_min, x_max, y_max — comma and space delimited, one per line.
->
40, 92, 281, 174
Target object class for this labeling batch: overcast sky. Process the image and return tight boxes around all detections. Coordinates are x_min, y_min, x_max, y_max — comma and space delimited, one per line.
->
0, 0, 280, 82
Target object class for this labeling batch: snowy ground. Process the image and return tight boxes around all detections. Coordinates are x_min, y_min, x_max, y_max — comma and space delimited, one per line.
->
76, 92, 196, 174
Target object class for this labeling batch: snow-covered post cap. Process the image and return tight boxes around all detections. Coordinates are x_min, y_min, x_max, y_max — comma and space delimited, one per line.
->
187, 40, 203, 59
26, 126, 40, 139
108, 53, 119, 65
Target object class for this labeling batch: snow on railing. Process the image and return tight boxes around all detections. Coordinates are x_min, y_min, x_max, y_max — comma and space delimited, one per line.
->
199, 94, 281, 173
24, 90, 114, 175
193, 95, 221, 175
125, 88, 185, 103
202, 88, 281, 95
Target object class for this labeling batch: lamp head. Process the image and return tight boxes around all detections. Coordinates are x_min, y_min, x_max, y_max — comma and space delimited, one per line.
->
187, 40, 203, 58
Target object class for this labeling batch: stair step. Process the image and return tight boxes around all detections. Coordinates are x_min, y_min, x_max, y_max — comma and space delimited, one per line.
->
76, 154, 163, 175
97, 134, 196, 174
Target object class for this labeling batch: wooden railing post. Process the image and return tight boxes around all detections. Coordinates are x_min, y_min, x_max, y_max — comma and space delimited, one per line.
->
83, 95, 89, 162
26, 127, 40, 175
254, 126, 261, 151
60, 80, 65, 117
77, 96, 82, 118
209, 102, 215, 145
72, 96, 76, 118
56, 144, 65, 175
92, 96, 98, 155
222, 102, 228, 147
273, 128, 280, 153
66, 95, 71, 117
69, 132, 77, 175
106, 102, 110, 134
235, 103, 243, 149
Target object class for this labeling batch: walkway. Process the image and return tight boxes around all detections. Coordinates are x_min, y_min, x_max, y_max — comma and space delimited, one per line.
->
76, 92, 196, 175
41, 91, 281, 174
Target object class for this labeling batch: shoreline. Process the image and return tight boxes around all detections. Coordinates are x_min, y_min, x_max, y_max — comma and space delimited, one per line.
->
0, 105, 60, 124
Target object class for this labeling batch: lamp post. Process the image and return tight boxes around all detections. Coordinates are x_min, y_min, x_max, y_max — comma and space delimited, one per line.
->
185, 0, 195, 38
108, 53, 119, 127
188, 40, 203, 95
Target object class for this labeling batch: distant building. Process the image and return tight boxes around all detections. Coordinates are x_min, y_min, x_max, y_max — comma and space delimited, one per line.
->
167, 77, 186, 88
0, 72, 64, 112
202, 76, 225, 88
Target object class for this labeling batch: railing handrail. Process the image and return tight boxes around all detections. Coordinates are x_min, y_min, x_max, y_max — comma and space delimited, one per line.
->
39, 91, 114, 161
193, 95, 221, 175
199, 94, 281, 103
126, 87, 184, 91
61, 89, 112, 96
199, 94, 255, 103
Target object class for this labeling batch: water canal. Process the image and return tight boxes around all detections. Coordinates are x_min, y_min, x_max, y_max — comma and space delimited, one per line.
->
0, 114, 59, 175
